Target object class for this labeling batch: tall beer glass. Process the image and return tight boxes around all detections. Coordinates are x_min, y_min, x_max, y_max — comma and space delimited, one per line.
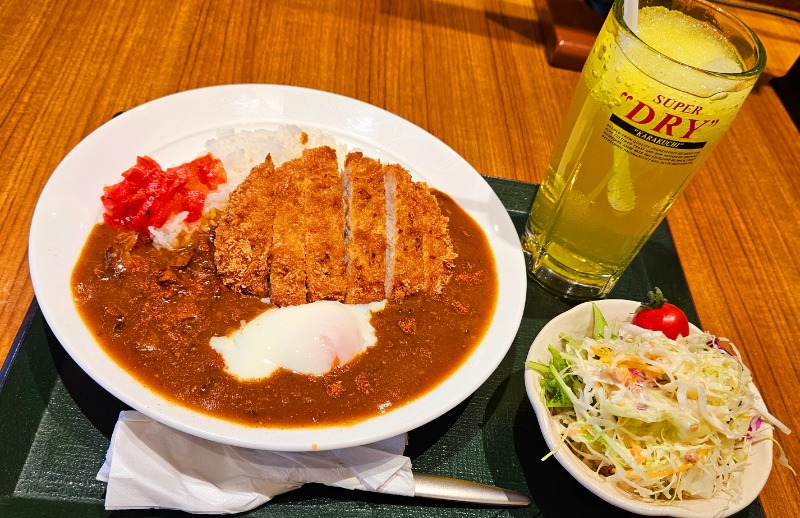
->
522, 0, 765, 299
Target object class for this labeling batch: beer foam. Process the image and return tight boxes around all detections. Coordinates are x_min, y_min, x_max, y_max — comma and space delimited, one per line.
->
635, 6, 744, 73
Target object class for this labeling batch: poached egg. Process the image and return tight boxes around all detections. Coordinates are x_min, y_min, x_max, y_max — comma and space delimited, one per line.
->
210, 300, 386, 380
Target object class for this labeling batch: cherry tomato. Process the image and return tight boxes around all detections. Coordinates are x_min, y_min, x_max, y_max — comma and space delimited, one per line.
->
631, 287, 690, 340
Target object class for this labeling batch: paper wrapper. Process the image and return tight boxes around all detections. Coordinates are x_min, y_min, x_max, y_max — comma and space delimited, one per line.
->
97, 411, 415, 513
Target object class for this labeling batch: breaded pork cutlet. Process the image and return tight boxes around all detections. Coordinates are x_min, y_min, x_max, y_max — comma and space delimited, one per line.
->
343, 151, 386, 304
413, 184, 457, 294
269, 157, 308, 307
304, 146, 347, 302
214, 155, 277, 297
216, 147, 456, 305
384, 164, 425, 301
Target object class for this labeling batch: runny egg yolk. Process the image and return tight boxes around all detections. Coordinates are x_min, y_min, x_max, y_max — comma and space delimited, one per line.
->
209, 300, 386, 380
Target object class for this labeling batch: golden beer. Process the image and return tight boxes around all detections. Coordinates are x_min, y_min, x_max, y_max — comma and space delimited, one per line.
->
523, 0, 765, 299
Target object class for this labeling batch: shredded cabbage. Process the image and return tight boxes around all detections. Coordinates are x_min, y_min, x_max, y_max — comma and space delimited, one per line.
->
527, 304, 793, 502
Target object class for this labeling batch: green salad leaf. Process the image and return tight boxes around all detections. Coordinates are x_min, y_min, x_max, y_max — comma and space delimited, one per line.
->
592, 302, 607, 340
525, 346, 575, 408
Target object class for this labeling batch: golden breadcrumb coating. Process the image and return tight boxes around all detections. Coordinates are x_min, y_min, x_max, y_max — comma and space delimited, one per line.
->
384, 164, 425, 301
304, 146, 347, 302
213, 155, 277, 297
269, 157, 308, 307
214, 148, 457, 306
344, 151, 386, 304
414, 184, 457, 294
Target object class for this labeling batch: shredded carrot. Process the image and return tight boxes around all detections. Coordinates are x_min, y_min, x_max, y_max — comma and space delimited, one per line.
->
626, 449, 708, 479
590, 346, 612, 362
617, 356, 665, 378
630, 443, 647, 465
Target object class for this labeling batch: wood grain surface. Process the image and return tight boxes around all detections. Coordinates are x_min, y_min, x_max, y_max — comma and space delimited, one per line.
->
1, 0, 798, 515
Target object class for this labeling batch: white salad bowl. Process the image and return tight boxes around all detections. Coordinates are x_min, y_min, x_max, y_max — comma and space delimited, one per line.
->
524, 299, 774, 517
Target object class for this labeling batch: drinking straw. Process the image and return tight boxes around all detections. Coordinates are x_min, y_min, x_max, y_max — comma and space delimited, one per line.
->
623, 0, 639, 32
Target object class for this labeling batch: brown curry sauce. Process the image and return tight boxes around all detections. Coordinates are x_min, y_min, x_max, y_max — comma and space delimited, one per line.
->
71, 192, 498, 427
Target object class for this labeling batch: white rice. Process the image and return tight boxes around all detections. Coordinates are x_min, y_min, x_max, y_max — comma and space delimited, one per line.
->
149, 125, 346, 248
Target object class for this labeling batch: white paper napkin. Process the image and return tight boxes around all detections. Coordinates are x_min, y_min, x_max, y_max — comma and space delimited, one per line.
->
97, 411, 415, 514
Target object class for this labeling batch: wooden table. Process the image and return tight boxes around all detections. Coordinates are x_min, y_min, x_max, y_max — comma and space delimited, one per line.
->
1, 0, 798, 516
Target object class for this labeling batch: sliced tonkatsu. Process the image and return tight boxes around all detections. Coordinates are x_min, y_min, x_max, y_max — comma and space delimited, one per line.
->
304, 146, 347, 302
343, 151, 386, 304
213, 155, 277, 297
269, 156, 309, 307
213, 146, 457, 307
414, 183, 457, 294
384, 163, 425, 301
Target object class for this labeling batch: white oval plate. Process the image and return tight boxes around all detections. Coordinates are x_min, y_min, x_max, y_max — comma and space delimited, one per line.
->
524, 299, 773, 517
29, 84, 527, 451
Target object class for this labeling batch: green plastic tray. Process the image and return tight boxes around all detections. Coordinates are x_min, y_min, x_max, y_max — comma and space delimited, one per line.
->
1, 177, 764, 517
